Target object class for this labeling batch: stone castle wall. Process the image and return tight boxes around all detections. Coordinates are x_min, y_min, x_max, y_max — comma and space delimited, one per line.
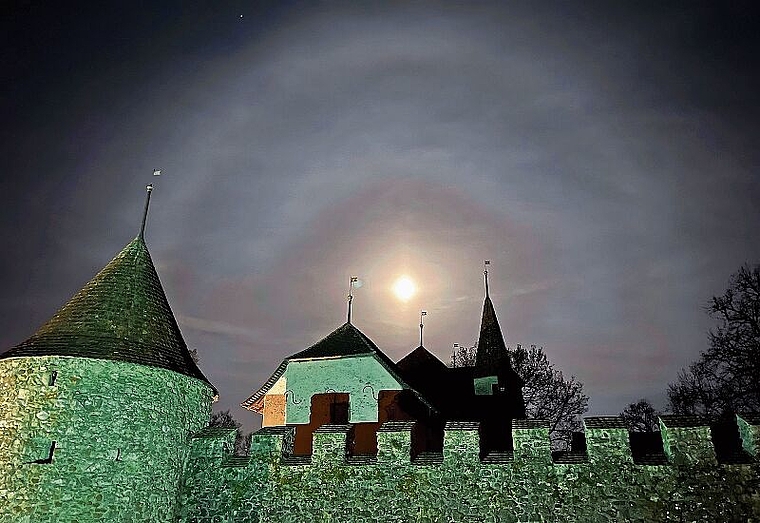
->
0, 356, 213, 523
180, 416, 760, 523
1, 356, 758, 522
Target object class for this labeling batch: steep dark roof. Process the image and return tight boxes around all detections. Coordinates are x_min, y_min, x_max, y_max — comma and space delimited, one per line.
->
289, 322, 377, 359
397, 345, 448, 375
396, 345, 452, 414
474, 296, 511, 377
0, 237, 215, 393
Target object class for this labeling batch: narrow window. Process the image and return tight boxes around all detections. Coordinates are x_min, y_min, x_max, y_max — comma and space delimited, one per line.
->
330, 400, 350, 424
26, 439, 56, 464
48, 371, 58, 386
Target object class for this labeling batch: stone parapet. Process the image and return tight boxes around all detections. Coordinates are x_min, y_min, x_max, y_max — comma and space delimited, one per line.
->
584, 416, 633, 463
377, 421, 414, 464
190, 427, 237, 458
443, 421, 480, 464
659, 415, 716, 465
512, 419, 551, 462
313, 424, 351, 465
737, 413, 760, 457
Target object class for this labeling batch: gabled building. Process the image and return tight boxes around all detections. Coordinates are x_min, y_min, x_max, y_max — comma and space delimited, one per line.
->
241, 321, 436, 455
395, 270, 526, 456
242, 268, 526, 458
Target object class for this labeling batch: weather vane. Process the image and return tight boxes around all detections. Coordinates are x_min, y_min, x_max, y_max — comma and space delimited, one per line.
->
139, 169, 162, 239
347, 276, 361, 324
419, 310, 427, 347
484, 260, 491, 298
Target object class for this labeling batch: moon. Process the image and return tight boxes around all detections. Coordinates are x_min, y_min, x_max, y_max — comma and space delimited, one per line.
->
392, 276, 416, 302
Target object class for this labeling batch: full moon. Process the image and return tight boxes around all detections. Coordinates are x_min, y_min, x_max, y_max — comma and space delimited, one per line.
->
392, 276, 416, 302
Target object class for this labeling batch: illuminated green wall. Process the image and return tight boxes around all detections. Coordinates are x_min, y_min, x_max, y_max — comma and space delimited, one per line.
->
0, 356, 213, 523
2, 356, 758, 522
181, 417, 760, 522
285, 355, 403, 424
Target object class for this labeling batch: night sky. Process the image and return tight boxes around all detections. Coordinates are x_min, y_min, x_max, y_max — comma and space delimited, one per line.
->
2, 2, 759, 432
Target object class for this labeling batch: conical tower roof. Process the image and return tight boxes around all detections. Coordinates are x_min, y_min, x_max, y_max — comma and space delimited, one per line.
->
474, 295, 512, 378
1, 236, 215, 392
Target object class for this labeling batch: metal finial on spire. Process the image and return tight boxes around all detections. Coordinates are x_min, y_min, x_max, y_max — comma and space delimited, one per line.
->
347, 276, 359, 324
484, 260, 491, 298
139, 184, 154, 240
419, 310, 427, 347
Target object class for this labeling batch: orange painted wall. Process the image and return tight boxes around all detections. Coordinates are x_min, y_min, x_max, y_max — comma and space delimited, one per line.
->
292, 391, 412, 455
262, 394, 286, 427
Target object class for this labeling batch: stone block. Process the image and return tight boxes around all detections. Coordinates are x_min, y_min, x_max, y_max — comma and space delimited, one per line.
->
736, 413, 760, 457
512, 419, 551, 463
584, 416, 632, 463
659, 415, 716, 465
443, 421, 480, 465
312, 424, 350, 465
377, 421, 414, 464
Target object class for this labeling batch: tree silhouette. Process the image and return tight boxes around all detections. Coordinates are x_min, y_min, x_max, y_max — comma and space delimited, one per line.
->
620, 398, 660, 432
668, 264, 760, 415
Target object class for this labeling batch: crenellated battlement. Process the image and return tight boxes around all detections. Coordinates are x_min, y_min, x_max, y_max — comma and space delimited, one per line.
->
187, 414, 759, 470
190, 426, 238, 458
179, 413, 760, 522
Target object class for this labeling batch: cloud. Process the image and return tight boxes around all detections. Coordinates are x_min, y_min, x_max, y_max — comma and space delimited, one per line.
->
176, 315, 261, 341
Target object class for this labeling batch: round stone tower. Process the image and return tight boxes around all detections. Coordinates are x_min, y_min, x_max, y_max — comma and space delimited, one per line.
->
0, 233, 216, 522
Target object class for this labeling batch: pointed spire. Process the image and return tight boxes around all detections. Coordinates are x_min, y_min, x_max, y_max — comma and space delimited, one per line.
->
139, 184, 154, 240
474, 261, 511, 377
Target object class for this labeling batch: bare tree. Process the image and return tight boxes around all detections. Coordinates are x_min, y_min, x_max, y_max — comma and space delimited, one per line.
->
209, 409, 251, 456
449, 343, 477, 367
451, 343, 589, 450
620, 399, 660, 432
668, 264, 760, 416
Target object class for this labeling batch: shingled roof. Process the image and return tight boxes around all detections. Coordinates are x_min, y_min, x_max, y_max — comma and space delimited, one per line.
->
289, 322, 380, 359
0, 236, 215, 393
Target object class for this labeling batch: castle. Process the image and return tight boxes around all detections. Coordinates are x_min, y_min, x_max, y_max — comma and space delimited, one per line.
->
1, 192, 758, 522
